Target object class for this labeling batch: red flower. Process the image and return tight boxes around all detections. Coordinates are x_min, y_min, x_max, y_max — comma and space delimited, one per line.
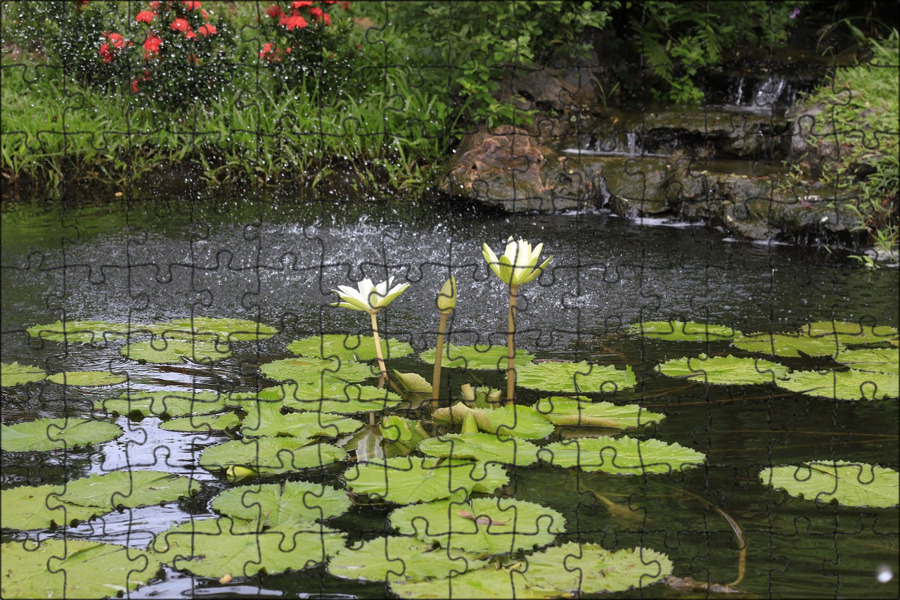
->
143, 35, 162, 58
281, 13, 307, 30
107, 33, 126, 49
201, 9, 210, 19
292, 1, 313, 7
76, 0, 90, 9
324, 0, 336, 4
149, 1, 159, 9
265, 4, 282, 18
132, 79, 140, 93
259, 42, 275, 57
198, 24, 217, 36
135, 10, 155, 23
185, 30, 197, 39
341, 1, 350, 11
308, 7, 322, 19
170, 18, 191, 32
99, 43, 113, 63
182, 1, 201, 9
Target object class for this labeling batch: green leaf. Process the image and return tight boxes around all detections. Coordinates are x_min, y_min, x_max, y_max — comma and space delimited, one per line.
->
1, 539, 161, 598
732, 332, 844, 358
200, 438, 347, 477
151, 516, 345, 579
629, 320, 742, 342
803, 321, 898, 346
1, 361, 46, 387
152, 317, 278, 342
534, 397, 665, 429
159, 412, 242, 433
288, 334, 413, 361
1, 484, 98, 530
1, 418, 122, 452
539, 436, 706, 475
95, 389, 227, 418
389, 565, 557, 599
329, 536, 487, 583
344, 457, 509, 504
432, 403, 554, 439
657, 354, 789, 385
46, 370, 127, 386
392, 370, 433, 393
26, 320, 139, 343
260, 356, 375, 385
775, 368, 898, 400
419, 343, 535, 371
389, 497, 566, 556
760, 461, 899, 507
211, 480, 351, 528
264, 382, 403, 414
121, 338, 232, 364
418, 433, 540, 467
834, 347, 899, 374
241, 403, 364, 438
380, 415, 429, 445
516, 361, 636, 393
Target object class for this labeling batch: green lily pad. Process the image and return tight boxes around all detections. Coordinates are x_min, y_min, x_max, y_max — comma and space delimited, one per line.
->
288, 334, 413, 361
539, 436, 706, 475
26, 320, 139, 343
732, 332, 844, 358
344, 457, 509, 504
516, 361, 636, 393
392, 370, 433, 393
159, 411, 242, 432
390, 542, 672, 598
432, 403, 554, 440
803, 321, 898, 345
629, 320, 742, 342
211, 480, 351, 527
241, 403, 364, 438
775, 368, 898, 400
380, 415, 429, 444
760, 461, 899, 508
328, 536, 487, 583
1, 362, 46, 387
95, 389, 227, 418
834, 348, 899, 374
418, 433, 540, 467
152, 317, 278, 342
46, 370, 127, 386
200, 437, 347, 476
419, 343, 536, 371
121, 338, 231, 364
264, 382, 403, 414
389, 497, 566, 556
260, 356, 375, 385
151, 516, 345, 579
1, 418, 122, 452
534, 397, 665, 429
1, 538, 161, 598
1, 484, 99, 530
657, 354, 788, 385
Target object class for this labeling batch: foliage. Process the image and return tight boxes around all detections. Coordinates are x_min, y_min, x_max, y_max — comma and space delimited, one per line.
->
0, 361, 45, 387
1, 417, 122, 452
539, 436, 706, 475
760, 461, 899, 508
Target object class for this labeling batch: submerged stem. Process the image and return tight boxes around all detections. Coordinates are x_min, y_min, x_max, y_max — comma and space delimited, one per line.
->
507, 284, 518, 403
432, 311, 450, 401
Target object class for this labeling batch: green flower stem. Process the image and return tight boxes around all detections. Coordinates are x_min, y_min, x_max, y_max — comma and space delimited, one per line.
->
370, 311, 389, 382
431, 310, 451, 401
507, 284, 519, 403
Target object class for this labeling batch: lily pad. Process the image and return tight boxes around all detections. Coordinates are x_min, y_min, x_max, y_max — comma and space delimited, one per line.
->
516, 361, 636, 393
121, 338, 231, 364
775, 368, 898, 400
732, 332, 844, 358
1, 362, 46, 387
1, 484, 99, 530
1, 538, 161, 598
151, 516, 345, 579
241, 403, 364, 438
419, 343, 536, 371
390, 542, 672, 598
539, 436, 706, 475
159, 411, 242, 433
328, 536, 487, 583
152, 317, 278, 342
432, 403, 554, 440
534, 397, 665, 429
657, 354, 788, 385
834, 347, 899, 374
260, 356, 375, 385
392, 370, 433, 393
95, 389, 227, 418
266, 382, 403, 414
629, 320, 742, 342
47, 370, 127, 386
760, 461, 899, 508
389, 497, 566, 556
26, 320, 139, 343
200, 437, 347, 476
1, 418, 122, 452
211, 480, 351, 527
418, 433, 540, 467
344, 457, 509, 504
803, 321, 898, 345
288, 334, 413, 361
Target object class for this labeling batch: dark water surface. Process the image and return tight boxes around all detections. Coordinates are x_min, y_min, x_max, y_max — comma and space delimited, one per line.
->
2, 198, 898, 598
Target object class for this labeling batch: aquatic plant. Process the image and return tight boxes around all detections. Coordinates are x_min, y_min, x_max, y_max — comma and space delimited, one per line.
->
431, 276, 456, 400
482, 237, 552, 403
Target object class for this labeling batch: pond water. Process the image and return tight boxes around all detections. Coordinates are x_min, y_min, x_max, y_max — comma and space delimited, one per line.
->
1, 198, 898, 598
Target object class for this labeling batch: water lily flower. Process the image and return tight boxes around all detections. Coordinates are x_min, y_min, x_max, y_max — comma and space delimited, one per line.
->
482, 237, 552, 288
332, 277, 409, 314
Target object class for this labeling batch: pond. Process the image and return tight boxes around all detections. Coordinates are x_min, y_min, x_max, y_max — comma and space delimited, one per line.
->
1, 198, 898, 598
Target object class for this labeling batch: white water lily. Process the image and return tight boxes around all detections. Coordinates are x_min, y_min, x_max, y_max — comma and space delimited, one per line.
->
332, 277, 410, 313
482, 237, 552, 287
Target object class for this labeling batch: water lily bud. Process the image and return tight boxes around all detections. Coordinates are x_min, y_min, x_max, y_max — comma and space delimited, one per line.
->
225, 465, 256, 482
436, 276, 457, 312
461, 411, 479, 434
